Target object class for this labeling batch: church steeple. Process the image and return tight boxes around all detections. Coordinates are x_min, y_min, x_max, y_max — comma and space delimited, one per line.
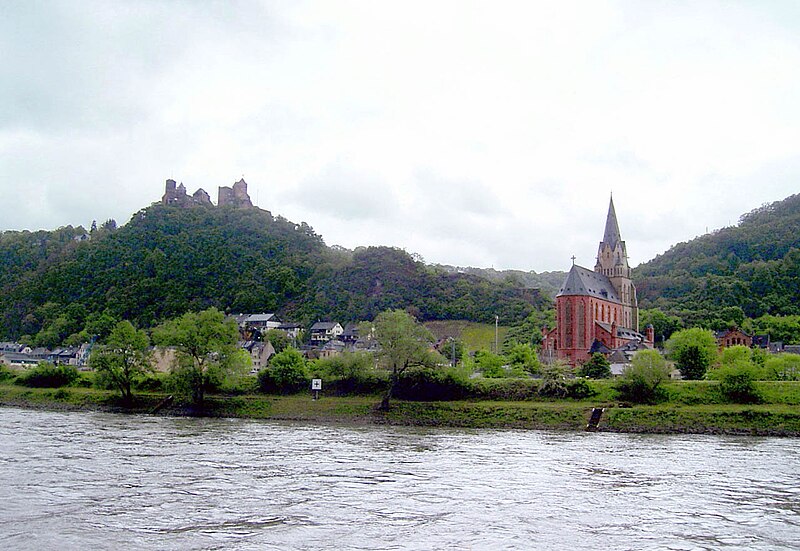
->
602, 195, 621, 250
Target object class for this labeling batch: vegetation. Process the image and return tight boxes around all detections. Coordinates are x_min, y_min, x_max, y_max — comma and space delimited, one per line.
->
615, 350, 670, 403
258, 348, 309, 394
0, 204, 547, 346
666, 328, 717, 380
371, 309, 437, 410
89, 320, 151, 403
152, 307, 248, 408
15, 361, 80, 388
578, 353, 611, 379
635, 193, 800, 329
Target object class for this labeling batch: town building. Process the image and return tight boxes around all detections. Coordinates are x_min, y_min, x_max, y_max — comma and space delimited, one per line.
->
541, 196, 654, 365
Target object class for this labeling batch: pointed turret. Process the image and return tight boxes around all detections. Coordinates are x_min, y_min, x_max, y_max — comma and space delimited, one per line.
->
602, 195, 622, 250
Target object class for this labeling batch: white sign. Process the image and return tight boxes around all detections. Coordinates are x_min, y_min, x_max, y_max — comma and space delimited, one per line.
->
311, 379, 322, 390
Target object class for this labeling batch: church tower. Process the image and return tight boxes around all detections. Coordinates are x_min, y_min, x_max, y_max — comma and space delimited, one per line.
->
594, 196, 638, 332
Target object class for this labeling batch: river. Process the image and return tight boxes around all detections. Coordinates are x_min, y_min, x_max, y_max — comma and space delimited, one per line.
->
0, 407, 798, 550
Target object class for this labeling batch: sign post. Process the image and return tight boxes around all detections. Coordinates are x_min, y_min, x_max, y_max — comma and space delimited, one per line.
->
311, 378, 322, 400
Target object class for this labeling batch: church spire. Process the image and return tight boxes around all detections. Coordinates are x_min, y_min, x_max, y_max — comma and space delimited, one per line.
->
602, 195, 621, 250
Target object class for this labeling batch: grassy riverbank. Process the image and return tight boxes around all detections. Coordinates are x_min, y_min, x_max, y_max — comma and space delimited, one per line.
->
2, 383, 799, 436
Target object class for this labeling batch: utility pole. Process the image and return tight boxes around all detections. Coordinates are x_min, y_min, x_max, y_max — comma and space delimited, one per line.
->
495, 315, 499, 354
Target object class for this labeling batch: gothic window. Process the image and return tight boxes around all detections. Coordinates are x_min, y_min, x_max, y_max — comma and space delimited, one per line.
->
564, 302, 573, 348
577, 302, 585, 347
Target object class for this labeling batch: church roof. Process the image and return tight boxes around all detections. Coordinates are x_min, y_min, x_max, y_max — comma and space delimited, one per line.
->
602, 196, 622, 250
556, 265, 621, 302
596, 321, 644, 341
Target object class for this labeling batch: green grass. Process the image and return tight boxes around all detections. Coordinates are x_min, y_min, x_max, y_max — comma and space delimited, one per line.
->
425, 320, 509, 353
1, 382, 799, 435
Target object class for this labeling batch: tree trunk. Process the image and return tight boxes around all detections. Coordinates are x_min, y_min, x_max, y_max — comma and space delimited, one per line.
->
377, 368, 400, 411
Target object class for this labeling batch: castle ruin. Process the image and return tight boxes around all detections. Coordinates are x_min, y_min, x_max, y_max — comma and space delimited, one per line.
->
162, 178, 254, 209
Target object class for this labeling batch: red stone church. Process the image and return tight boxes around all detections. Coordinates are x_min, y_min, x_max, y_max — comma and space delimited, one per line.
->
541, 197, 654, 365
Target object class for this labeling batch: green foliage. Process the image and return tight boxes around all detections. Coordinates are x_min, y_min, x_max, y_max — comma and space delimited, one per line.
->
717, 362, 762, 403
15, 362, 79, 388
264, 329, 291, 353
505, 343, 541, 375
314, 351, 374, 379
474, 350, 506, 378
635, 193, 800, 323
89, 320, 151, 403
578, 353, 611, 379
639, 308, 683, 345
393, 366, 472, 401
538, 361, 573, 398
258, 348, 309, 394
615, 350, 670, 403
750, 315, 800, 345
153, 307, 247, 406
667, 328, 718, 380
1, 206, 548, 344
0, 364, 15, 382
764, 354, 800, 381
502, 309, 556, 349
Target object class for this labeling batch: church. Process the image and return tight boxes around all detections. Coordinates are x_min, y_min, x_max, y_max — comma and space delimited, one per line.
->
541, 197, 654, 366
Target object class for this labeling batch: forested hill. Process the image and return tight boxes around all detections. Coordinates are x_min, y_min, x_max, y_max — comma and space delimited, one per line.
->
634, 193, 800, 326
0, 203, 547, 345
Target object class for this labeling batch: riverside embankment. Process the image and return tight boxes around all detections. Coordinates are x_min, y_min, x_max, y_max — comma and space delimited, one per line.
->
2, 384, 800, 436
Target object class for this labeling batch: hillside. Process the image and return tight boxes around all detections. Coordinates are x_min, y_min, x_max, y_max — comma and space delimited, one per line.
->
433, 265, 565, 299
634, 193, 800, 326
0, 202, 547, 345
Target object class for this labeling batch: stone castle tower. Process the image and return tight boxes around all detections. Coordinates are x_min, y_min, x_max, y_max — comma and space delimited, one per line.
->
161, 178, 253, 208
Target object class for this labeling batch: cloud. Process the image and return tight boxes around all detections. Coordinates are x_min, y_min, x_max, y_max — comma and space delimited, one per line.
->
2, 1, 800, 272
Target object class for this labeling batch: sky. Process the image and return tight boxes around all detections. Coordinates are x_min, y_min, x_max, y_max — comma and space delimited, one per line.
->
2, 1, 800, 272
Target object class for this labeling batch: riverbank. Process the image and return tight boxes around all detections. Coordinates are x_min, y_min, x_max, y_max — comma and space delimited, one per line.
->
2, 384, 799, 435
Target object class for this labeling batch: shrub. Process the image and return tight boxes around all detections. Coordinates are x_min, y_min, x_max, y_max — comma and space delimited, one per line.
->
472, 378, 538, 401
537, 361, 572, 398
578, 353, 611, 379
258, 348, 309, 394
324, 372, 389, 396
614, 350, 670, 404
0, 364, 15, 382
15, 362, 80, 388
566, 378, 596, 399
717, 362, 762, 404
393, 366, 473, 401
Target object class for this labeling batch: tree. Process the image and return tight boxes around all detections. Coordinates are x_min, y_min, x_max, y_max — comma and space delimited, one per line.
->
666, 328, 718, 380
615, 349, 670, 403
89, 320, 151, 404
505, 343, 541, 375
474, 349, 505, 378
373, 309, 435, 410
153, 307, 247, 408
259, 348, 308, 393
264, 328, 291, 353
578, 353, 611, 379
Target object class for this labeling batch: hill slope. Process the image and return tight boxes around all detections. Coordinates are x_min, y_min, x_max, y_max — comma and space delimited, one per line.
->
0, 203, 547, 344
634, 193, 800, 325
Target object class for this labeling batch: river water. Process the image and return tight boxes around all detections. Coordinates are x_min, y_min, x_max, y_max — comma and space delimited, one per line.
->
0, 407, 798, 550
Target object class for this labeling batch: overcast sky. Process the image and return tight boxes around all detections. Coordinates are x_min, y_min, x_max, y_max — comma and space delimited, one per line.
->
2, 1, 799, 272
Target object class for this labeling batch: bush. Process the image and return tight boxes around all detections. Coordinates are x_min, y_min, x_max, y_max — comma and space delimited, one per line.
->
258, 348, 309, 394
472, 378, 538, 401
393, 367, 473, 401
578, 353, 611, 379
614, 350, 670, 404
0, 364, 15, 382
566, 378, 596, 399
323, 372, 389, 396
15, 362, 80, 388
717, 362, 762, 404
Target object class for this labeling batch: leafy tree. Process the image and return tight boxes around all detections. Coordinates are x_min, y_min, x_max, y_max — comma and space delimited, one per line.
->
666, 328, 718, 380
259, 348, 308, 393
505, 343, 540, 375
764, 353, 800, 381
373, 309, 436, 410
716, 361, 762, 403
264, 329, 291, 353
615, 350, 670, 403
639, 308, 683, 345
89, 320, 151, 404
474, 349, 506, 378
538, 360, 573, 397
578, 353, 611, 379
315, 351, 374, 379
15, 361, 79, 388
153, 307, 247, 408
